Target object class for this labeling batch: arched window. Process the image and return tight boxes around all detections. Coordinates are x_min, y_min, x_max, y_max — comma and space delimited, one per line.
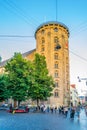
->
54, 62, 58, 69
54, 37, 59, 43
55, 81, 58, 87
62, 34, 65, 38
47, 32, 51, 36
41, 46, 45, 51
54, 89, 59, 97
54, 71, 58, 78
41, 29, 45, 34
42, 37, 45, 44
54, 53, 58, 60
54, 27, 58, 32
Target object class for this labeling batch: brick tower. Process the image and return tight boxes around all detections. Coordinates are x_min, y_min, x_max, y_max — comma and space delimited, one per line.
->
35, 21, 70, 106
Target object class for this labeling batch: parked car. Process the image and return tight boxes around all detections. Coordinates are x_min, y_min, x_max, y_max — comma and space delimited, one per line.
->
7, 105, 29, 113
0, 104, 9, 110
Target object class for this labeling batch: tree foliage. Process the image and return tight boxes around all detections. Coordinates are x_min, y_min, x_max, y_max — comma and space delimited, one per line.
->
5, 52, 33, 104
28, 53, 54, 106
0, 56, 2, 63
4, 52, 54, 107
0, 74, 10, 101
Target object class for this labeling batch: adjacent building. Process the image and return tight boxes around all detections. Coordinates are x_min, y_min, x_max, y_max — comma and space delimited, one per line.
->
70, 84, 78, 106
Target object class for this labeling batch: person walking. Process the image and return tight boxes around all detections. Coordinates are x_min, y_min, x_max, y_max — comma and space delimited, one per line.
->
85, 106, 87, 116
9, 104, 13, 113
54, 106, 57, 113
76, 106, 80, 119
50, 105, 54, 113
70, 107, 75, 119
64, 107, 68, 117
47, 106, 50, 113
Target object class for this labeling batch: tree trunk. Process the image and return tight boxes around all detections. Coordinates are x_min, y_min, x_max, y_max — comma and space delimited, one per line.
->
18, 100, 21, 107
14, 100, 17, 108
36, 99, 39, 111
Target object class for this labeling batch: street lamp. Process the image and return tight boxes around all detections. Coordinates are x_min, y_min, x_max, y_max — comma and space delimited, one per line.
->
77, 76, 87, 86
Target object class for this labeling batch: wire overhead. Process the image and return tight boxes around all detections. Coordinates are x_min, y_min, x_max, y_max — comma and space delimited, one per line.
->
70, 50, 87, 62
0, 0, 87, 65
56, 0, 58, 21
0, 0, 39, 35
0, 35, 34, 38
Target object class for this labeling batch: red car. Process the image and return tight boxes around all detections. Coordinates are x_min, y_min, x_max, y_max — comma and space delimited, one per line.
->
7, 106, 29, 113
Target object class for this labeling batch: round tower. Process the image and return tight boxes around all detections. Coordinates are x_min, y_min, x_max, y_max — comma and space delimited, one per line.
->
35, 21, 70, 106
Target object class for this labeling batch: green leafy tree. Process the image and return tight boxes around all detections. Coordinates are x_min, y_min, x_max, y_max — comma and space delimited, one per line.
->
28, 53, 54, 106
5, 52, 33, 107
0, 56, 2, 63
0, 74, 10, 101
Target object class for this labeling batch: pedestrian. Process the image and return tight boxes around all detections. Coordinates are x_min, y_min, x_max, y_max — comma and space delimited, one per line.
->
61, 106, 64, 115
47, 106, 50, 113
40, 104, 44, 112
70, 107, 75, 119
85, 106, 87, 116
58, 106, 62, 114
25, 106, 29, 112
64, 107, 68, 117
76, 106, 80, 119
43, 105, 46, 113
50, 105, 54, 113
54, 106, 57, 113
9, 104, 13, 113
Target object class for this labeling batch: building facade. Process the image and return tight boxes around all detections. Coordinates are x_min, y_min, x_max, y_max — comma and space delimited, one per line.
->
0, 21, 70, 107
70, 84, 78, 106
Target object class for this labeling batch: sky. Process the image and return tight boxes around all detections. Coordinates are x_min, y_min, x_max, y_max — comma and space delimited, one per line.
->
0, 0, 87, 95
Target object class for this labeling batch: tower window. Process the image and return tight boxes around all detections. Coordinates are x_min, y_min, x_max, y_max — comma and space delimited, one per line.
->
47, 32, 51, 36
62, 35, 65, 39
42, 37, 45, 44
54, 37, 59, 43
41, 29, 45, 34
54, 71, 58, 78
41, 46, 45, 51
54, 54, 58, 59
54, 27, 58, 32
54, 63, 58, 69
54, 90, 59, 97
55, 81, 58, 87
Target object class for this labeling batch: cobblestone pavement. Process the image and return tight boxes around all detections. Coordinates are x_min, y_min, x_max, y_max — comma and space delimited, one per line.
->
0, 109, 87, 130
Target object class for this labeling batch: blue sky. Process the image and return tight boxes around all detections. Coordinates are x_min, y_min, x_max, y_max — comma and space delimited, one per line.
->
0, 0, 87, 94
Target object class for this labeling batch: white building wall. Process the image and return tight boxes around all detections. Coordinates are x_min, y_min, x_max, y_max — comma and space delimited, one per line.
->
70, 84, 78, 106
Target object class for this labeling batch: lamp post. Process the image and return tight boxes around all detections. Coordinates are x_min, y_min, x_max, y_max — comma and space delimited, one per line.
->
77, 76, 87, 86
77, 76, 87, 105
